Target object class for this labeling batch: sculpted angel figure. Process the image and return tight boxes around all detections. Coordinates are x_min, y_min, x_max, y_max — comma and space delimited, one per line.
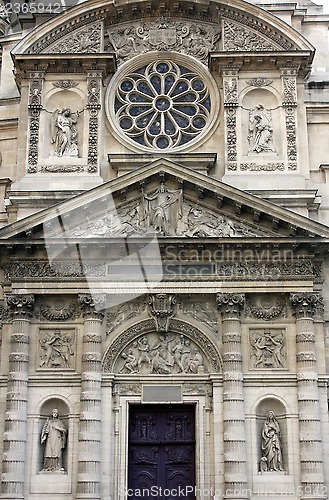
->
51, 108, 79, 157
41, 409, 67, 472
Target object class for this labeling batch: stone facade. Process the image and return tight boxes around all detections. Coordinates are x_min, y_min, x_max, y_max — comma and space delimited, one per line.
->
0, 1, 329, 499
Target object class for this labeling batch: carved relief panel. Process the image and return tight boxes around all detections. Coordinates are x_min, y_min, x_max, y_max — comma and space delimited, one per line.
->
249, 328, 287, 370
115, 332, 207, 375
37, 328, 76, 370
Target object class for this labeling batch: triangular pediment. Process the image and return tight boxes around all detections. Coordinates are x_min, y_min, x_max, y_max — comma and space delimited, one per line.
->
1, 160, 329, 241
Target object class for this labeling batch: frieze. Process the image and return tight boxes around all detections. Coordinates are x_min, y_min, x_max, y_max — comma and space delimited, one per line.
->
222, 333, 241, 343
11, 334, 29, 344
39, 165, 85, 173
296, 333, 316, 343
217, 260, 314, 280
223, 20, 281, 52
83, 333, 102, 343
38, 328, 75, 370
183, 384, 212, 396
296, 352, 316, 362
222, 352, 243, 362
119, 384, 142, 396
245, 295, 286, 321
102, 318, 222, 373
105, 19, 220, 65
82, 353, 102, 363
44, 23, 102, 54
240, 163, 284, 172
250, 329, 286, 369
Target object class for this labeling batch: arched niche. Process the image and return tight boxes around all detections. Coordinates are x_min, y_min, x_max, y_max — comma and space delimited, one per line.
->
102, 318, 222, 374
38, 398, 70, 474
241, 88, 281, 158
40, 90, 85, 160
255, 397, 288, 474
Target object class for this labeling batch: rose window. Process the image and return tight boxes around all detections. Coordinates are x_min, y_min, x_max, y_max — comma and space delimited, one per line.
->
111, 59, 213, 151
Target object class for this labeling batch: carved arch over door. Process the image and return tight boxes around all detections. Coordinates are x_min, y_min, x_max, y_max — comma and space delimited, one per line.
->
102, 318, 222, 374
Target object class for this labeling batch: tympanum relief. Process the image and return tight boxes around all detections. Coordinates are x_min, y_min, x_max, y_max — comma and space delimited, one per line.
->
250, 329, 286, 369
105, 19, 220, 65
116, 333, 206, 375
38, 328, 76, 370
68, 183, 261, 238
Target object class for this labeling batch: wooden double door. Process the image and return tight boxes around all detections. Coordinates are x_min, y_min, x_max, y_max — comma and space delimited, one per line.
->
128, 405, 196, 499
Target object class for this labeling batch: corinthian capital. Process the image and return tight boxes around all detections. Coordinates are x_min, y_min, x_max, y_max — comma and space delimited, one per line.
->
6, 294, 35, 319
217, 293, 245, 319
79, 294, 106, 320
290, 292, 324, 319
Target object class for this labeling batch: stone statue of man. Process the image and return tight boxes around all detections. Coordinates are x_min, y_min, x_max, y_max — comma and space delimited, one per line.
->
41, 408, 67, 472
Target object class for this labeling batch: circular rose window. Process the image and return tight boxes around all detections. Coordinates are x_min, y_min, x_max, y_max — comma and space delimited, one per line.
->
106, 55, 218, 152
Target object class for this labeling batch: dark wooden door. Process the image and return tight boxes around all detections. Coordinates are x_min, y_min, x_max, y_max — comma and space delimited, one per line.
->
128, 405, 196, 500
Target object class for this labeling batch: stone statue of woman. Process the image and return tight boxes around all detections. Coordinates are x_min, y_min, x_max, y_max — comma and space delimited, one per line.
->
261, 411, 284, 472
41, 408, 67, 472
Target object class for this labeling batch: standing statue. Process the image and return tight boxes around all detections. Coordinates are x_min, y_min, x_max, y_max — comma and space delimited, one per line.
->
51, 108, 79, 157
248, 104, 275, 154
140, 182, 182, 236
261, 411, 284, 472
41, 408, 67, 472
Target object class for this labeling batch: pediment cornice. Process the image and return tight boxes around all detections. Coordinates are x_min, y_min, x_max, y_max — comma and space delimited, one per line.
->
1, 160, 329, 241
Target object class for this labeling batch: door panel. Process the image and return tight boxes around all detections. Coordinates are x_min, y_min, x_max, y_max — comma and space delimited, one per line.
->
128, 405, 196, 500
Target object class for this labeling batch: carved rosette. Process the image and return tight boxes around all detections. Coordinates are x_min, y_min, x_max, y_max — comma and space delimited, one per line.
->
86, 72, 101, 173
217, 293, 245, 319
147, 294, 177, 333
27, 73, 44, 173
223, 70, 238, 172
79, 294, 106, 320
290, 293, 323, 319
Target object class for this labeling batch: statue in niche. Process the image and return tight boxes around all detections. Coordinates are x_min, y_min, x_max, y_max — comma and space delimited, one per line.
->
51, 108, 79, 157
140, 182, 182, 236
261, 411, 284, 472
248, 104, 275, 154
41, 409, 67, 472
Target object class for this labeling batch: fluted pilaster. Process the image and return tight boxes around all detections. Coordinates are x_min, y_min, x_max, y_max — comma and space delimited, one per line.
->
77, 294, 105, 500
1, 294, 34, 499
290, 293, 325, 499
217, 293, 248, 499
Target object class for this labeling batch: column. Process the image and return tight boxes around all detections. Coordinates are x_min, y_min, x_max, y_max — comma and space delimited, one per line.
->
1, 294, 34, 499
77, 294, 105, 500
290, 293, 325, 499
217, 293, 248, 499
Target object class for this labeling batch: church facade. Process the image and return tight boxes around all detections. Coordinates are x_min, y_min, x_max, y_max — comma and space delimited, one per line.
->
0, 0, 329, 499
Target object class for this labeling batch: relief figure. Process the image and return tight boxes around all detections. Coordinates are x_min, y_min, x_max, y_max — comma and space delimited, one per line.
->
51, 108, 79, 157
248, 104, 275, 154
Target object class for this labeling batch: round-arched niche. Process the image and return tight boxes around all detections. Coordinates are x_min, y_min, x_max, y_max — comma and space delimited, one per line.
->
102, 319, 222, 375
241, 89, 281, 158
38, 398, 70, 474
40, 90, 84, 159
255, 397, 288, 474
